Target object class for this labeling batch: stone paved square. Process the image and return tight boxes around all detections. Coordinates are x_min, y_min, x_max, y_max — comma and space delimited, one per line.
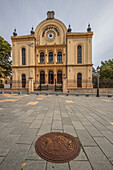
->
0, 93, 113, 170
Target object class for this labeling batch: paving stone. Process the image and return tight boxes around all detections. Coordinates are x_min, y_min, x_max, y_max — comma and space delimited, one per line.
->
101, 130, 113, 143
80, 118, 92, 125
0, 157, 5, 164
52, 121, 62, 130
74, 148, 88, 161
26, 143, 43, 160
47, 162, 69, 170
0, 122, 9, 129
0, 144, 30, 170
17, 128, 37, 144
84, 125, 103, 137
36, 114, 46, 120
38, 125, 51, 135
53, 114, 61, 120
62, 117, 72, 125
51, 130, 63, 132
23, 160, 46, 170
93, 121, 108, 131
69, 161, 92, 170
84, 147, 113, 170
106, 125, 113, 132
72, 121, 85, 130
43, 117, 52, 125
61, 112, 68, 117
0, 127, 15, 141
10, 123, 30, 135
94, 137, 113, 160
63, 125, 77, 137
29, 120, 42, 128
23, 117, 35, 123
69, 115, 79, 121
0, 134, 21, 156
76, 129, 97, 146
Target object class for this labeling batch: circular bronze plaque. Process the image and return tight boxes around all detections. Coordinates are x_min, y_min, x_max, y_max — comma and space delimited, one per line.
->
35, 132, 80, 163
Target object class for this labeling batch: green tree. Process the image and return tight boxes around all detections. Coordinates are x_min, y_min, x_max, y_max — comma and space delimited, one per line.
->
100, 59, 113, 80
0, 36, 12, 78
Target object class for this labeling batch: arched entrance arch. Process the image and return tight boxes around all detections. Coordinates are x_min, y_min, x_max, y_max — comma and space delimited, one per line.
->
48, 71, 54, 84
22, 74, 26, 88
40, 71, 45, 84
57, 70, 62, 84
77, 73, 82, 87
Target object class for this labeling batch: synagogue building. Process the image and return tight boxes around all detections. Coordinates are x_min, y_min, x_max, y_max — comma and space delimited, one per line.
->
11, 11, 93, 91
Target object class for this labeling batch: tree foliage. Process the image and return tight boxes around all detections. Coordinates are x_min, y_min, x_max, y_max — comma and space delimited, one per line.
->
100, 59, 113, 80
0, 36, 12, 78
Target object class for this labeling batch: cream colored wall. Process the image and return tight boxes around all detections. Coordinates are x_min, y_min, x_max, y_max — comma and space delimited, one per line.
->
67, 36, 93, 87
12, 40, 35, 66
67, 38, 92, 65
12, 68, 35, 81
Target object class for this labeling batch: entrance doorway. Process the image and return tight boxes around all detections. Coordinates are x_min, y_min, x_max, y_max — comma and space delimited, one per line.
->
48, 71, 54, 84
77, 73, 82, 87
22, 74, 26, 88
40, 71, 45, 84
57, 71, 62, 84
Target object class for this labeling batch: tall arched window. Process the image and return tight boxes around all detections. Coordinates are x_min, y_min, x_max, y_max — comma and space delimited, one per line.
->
57, 71, 62, 84
22, 74, 26, 88
40, 71, 45, 84
49, 52, 53, 63
22, 48, 26, 65
57, 52, 62, 63
40, 52, 45, 63
77, 45, 82, 63
48, 71, 54, 84
77, 73, 82, 87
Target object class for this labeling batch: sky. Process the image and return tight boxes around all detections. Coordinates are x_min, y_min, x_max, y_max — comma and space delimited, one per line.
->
0, 0, 113, 68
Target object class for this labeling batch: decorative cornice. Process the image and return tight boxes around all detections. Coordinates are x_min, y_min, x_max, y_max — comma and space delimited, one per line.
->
67, 64, 93, 67
36, 44, 66, 48
11, 35, 35, 41
66, 32, 93, 39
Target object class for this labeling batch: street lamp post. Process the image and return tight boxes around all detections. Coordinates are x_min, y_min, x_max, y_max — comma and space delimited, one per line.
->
96, 66, 100, 97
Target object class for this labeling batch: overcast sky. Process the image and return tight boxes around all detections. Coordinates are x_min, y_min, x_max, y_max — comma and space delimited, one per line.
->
0, 0, 113, 68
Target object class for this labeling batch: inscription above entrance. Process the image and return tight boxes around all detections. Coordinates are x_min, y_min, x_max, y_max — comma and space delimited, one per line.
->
42, 26, 60, 37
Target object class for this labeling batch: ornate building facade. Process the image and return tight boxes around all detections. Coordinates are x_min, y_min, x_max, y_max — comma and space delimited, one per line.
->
11, 11, 93, 90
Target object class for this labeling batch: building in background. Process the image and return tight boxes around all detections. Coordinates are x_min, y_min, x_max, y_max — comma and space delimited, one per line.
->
11, 11, 93, 90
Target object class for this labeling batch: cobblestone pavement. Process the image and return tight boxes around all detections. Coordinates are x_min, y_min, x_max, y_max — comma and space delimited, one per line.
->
0, 93, 113, 170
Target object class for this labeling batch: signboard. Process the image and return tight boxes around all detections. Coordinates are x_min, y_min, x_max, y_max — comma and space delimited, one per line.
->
4, 84, 10, 89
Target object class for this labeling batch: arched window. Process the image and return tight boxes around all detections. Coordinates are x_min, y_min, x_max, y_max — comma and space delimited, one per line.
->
40, 52, 45, 63
57, 71, 62, 84
57, 52, 62, 63
77, 73, 82, 87
22, 74, 26, 88
22, 48, 26, 65
40, 71, 45, 84
77, 45, 82, 63
5, 80, 7, 84
48, 71, 54, 84
49, 52, 53, 63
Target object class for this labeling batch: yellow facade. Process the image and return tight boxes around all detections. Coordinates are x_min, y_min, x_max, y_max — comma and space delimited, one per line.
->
11, 11, 93, 90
